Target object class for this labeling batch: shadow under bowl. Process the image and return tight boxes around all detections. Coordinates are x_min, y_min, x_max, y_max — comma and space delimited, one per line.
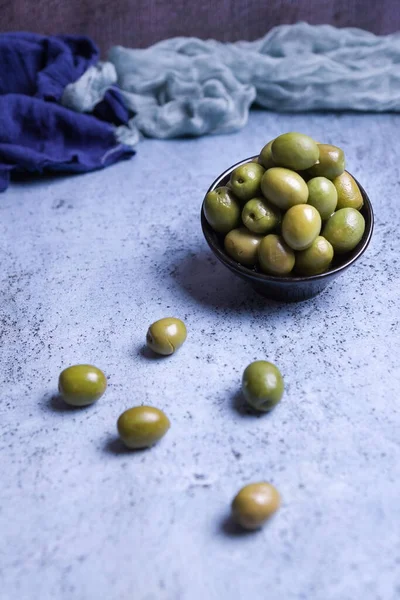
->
201, 157, 374, 303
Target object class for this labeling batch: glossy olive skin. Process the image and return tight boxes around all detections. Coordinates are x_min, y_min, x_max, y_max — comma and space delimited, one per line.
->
323, 208, 365, 254
333, 171, 363, 210
307, 144, 345, 180
242, 197, 281, 234
295, 236, 334, 276
282, 204, 322, 251
271, 132, 319, 171
117, 406, 170, 449
224, 227, 263, 267
232, 482, 281, 529
242, 360, 284, 411
307, 177, 338, 220
261, 167, 309, 210
258, 234, 295, 276
204, 186, 241, 234
258, 139, 275, 169
146, 318, 187, 355
58, 364, 107, 407
230, 162, 265, 202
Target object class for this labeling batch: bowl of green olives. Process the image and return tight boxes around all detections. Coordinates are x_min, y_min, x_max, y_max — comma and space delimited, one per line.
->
201, 132, 374, 302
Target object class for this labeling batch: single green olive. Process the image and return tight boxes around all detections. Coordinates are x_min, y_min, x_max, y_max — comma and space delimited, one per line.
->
307, 144, 345, 180
261, 167, 309, 210
271, 132, 319, 171
241, 197, 281, 234
307, 177, 338, 220
146, 317, 187, 356
204, 186, 241, 234
258, 234, 295, 276
242, 360, 284, 411
230, 162, 265, 202
282, 204, 322, 251
258, 139, 275, 169
295, 236, 334, 276
224, 227, 263, 267
323, 208, 365, 254
232, 482, 281, 529
117, 406, 170, 449
58, 364, 107, 407
333, 171, 364, 210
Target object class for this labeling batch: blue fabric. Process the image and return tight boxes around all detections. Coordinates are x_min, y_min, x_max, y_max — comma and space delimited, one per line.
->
0, 33, 134, 192
94, 88, 130, 126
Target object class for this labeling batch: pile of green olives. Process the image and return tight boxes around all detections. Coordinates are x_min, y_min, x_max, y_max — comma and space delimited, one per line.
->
204, 132, 366, 277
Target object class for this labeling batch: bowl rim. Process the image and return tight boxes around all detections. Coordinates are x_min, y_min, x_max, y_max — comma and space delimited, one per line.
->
201, 156, 374, 284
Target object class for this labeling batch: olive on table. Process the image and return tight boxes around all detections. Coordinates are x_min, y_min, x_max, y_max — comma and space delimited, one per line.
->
307, 177, 338, 220
282, 204, 322, 251
117, 406, 170, 449
295, 236, 334, 276
230, 162, 265, 202
146, 318, 187, 356
261, 167, 309, 210
333, 171, 364, 210
323, 208, 365, 254
242, 360, 284, 411
232, 482, 281, 529
224, 227, 263, 267
258, 234, 295, 276
204, 186, 241, 234
242, 197, 281, 235
58, 364, 107, 407
258, 139, 275, 170
271, 132, 319, 171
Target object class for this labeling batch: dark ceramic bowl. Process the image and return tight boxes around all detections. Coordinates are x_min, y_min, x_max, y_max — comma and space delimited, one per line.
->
201, 157, 374, 302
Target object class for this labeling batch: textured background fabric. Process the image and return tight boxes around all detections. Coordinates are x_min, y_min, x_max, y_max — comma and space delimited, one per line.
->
63, 23, 400, 143
1, 0, 399, 54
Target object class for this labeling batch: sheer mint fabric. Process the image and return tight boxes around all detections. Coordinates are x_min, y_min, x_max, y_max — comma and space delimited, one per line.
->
62, 23, 400, 145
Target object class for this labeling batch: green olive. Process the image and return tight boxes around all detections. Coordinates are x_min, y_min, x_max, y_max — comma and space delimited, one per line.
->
204, 186, 241, 234
58, 364, 107, 407
230, 162, 265, 202
146, 318, 187, 356
333, 171, 363, 210
261, 167, 309, 210
117, 406, 170, 449
258, 234, 295, 276
232, 482, 281, 529
307, 144, 345, 180
282, 204, 322, 251
295, 236, 334, 275
258, 139, 275, 169
271, 132, 319, 171
224, 227, 263, 267
323, 208, 365, 254
307, 177, 338, 220
242, 360, 284, 411
241, 197, 281, 234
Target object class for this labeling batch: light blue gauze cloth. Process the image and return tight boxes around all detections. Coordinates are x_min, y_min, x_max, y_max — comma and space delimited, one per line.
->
62, 22, 400, 145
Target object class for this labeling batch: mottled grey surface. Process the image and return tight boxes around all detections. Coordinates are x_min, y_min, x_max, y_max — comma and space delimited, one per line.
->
1, 111, 399, 600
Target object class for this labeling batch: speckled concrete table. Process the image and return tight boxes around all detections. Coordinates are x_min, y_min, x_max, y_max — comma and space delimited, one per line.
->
1, 111, 400, 600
